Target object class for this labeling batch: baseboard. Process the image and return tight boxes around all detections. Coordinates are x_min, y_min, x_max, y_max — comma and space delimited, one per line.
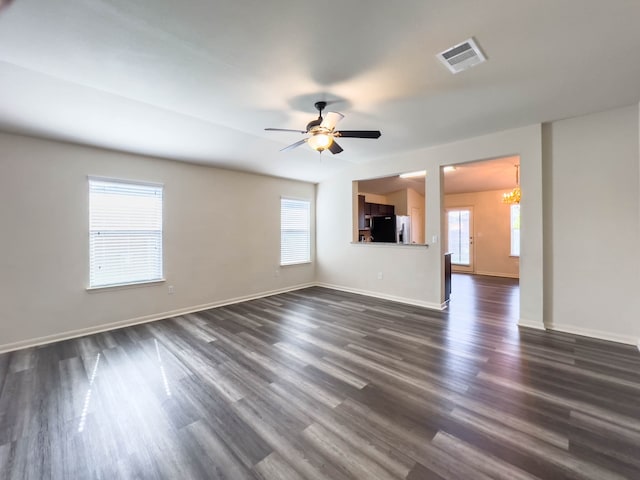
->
519, 319, 638, 347
316, 282, 445, 311
0, 283, 315, 354
4, 282, 636, 353
518, 318, 545, 331
475, 270, 520, 279
544, 323, 638, 347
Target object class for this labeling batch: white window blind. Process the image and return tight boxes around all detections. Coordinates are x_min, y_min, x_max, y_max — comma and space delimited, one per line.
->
510, 204, 521, 257
89, 178, 163, 288
280, 198, 311, 266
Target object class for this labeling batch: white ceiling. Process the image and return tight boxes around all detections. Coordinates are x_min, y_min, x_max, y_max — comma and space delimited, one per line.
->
1, 1, 639, 183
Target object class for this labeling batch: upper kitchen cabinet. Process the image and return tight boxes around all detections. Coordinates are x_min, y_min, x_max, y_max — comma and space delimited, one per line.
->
367, 201, 395, 217
358, 195, 366, 230
357, 195, 395, 231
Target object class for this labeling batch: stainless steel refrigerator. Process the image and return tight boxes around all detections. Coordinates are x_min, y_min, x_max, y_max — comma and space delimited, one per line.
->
396, 215, 411, 244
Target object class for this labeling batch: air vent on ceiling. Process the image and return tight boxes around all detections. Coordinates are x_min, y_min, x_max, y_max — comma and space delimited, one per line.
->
437, 37, 486, 74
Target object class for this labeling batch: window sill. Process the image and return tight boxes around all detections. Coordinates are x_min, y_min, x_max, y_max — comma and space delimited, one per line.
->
87, 279, 166, 292
280, 262, 312, 267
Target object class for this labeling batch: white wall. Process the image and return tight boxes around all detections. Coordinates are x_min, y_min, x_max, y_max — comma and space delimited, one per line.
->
543, 104, 640, 344
317, 124, 543, 323
4, 105, 638, 351
445, 190, 520, 278
0, 132, 315, 350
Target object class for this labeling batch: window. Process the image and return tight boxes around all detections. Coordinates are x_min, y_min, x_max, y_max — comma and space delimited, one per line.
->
280, 198, 311, 266
89, 178, 163, 288
510, 204, 520, 257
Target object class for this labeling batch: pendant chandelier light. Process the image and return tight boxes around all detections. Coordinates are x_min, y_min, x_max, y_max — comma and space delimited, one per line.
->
502, 164, 521, 204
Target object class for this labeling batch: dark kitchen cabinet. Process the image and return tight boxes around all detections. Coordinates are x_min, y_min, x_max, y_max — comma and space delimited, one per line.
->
359, 199, 396, 233
358, 195, 366, 230
378, 203, 395, 215
365, 202, 394, 217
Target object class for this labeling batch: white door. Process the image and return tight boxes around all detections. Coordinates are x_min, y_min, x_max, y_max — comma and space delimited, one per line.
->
446, 207, 474, 273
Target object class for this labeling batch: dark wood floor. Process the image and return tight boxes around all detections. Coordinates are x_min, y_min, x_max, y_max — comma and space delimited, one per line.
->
1, 275, 639, 479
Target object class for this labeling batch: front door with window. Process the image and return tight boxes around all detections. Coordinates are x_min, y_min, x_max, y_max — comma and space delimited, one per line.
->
446, 207, 474, 273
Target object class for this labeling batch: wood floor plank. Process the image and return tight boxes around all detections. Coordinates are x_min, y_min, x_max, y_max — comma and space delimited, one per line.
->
0, 275, 638, 479
232, 396, 351, 480
301, 422, 400, 480
449, 407, 628, 480
432, 431, 540, 480
253, 452, 304, 480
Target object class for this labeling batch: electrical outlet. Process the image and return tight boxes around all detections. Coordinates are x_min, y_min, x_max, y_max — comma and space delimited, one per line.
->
377, 272, 383, 280
168, 285, 174, 294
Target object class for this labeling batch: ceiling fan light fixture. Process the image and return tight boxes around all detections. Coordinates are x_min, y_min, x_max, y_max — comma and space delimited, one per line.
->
265, 100, 381, 154
308, 133, 333, 151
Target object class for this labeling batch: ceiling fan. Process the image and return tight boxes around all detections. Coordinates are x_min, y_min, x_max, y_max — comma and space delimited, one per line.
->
265, 101, 381, 154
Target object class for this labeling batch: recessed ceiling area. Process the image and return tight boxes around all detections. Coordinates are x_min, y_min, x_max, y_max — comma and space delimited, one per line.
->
443, 156, 520, 194
1, 1, 639, 182
357, 155, 519, 196
358, 175, 427, 196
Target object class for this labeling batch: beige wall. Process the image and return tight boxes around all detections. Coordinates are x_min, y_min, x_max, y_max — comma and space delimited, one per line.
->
384, 190, 408, 214
444, 190, 519, 278
362, 193, 388, 204
543, 104, 640, 344
0, 132, 316, 350
407, 188, 425, 244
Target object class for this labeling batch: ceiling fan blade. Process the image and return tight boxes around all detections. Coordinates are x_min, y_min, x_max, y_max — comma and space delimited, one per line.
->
335, 130, 381, 139
265, 128, 307, 133
320, 112, 344, 131
280, 138, 308, 152
328, 141, 343, 155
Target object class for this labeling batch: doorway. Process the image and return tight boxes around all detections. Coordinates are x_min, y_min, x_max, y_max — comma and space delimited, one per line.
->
441, 157, 520, 322
445, 207, 474, 273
